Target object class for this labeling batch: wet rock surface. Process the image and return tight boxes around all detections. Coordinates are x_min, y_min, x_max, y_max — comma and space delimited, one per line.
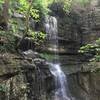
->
0, 50, 54, 100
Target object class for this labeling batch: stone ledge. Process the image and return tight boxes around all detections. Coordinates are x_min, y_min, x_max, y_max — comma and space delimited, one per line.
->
63, 62, 100, 75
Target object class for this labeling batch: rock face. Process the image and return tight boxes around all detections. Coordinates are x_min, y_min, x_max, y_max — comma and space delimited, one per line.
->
42, 0, 100, 66
68, 71, 100, 100
46, 0, 100, 63
0, 51, 54, 100
45, 0, 100, 100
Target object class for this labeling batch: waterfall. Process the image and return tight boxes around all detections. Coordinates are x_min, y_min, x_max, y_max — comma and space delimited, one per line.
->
45, 16, 71, 100
45, 16, 58, 40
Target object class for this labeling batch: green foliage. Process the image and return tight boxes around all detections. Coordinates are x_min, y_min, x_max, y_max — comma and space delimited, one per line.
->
0, 0, 92, 53
79, 44, 99, 53
50, 0, 72, 13
57, 0, 91, 14
33, 0, 54, 15
0, 0, 4, 4
40, 53, 57, 61
75, 0, 91, 6
9, 0, 46, 48
0, 0, 4, 11
18, 0, 39, 20
55, 0, 72, 13
79, 38, 100, 62
31, 31, 46, 40
63, 0, 72, 13
29, 31, 46, 46
9, 0, 39, 20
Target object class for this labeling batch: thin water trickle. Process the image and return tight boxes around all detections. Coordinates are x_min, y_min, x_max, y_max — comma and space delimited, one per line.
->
45, 16, 71, 100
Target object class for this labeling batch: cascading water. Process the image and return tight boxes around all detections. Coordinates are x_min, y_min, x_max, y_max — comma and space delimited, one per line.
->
45, 16, 71, 100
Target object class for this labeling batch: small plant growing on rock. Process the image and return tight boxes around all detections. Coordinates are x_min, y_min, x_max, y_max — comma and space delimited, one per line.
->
79, 38, 100, 62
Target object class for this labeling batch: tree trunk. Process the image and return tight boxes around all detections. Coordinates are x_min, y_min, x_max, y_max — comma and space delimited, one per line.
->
1, 0, 9, 30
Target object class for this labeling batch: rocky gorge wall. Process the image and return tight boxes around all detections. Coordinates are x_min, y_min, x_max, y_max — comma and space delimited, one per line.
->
47, 0, 100, 100
0, 51, 54, 100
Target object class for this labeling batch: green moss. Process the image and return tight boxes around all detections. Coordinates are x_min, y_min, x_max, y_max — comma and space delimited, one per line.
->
40, 52, 58, 61
0, 84, 7, 92
75, 0, 91, 6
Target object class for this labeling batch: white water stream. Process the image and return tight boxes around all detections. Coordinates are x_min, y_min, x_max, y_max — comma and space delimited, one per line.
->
45, 16, 71, 100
